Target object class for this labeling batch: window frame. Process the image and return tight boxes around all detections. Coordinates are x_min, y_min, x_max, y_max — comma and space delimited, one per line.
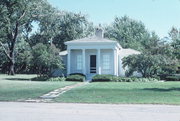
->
76, 54, 82, 70
102, 54, 110, 70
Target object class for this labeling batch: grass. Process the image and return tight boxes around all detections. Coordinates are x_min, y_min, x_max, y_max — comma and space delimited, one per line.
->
0, 74, 76, 101
55, 82, 180, 105
1, 74, 180, 105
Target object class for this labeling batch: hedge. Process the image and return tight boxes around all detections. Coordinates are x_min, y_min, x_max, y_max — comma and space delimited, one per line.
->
92, 74, 159, 82
66, 73, 86, 82
47, 77, 66, 81
31, 76, 49, 81
165, 74, 180, 81
92, 74, 115, 82
116, 77, 159, 82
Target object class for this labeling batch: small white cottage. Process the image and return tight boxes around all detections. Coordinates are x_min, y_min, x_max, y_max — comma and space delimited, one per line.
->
54, 28, 140, 80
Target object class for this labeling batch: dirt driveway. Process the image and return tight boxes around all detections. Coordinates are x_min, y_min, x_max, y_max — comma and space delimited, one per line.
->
0, 102, 180, 121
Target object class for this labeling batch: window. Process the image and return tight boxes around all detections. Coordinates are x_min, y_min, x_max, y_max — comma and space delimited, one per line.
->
76, 55, 82, 70
102, 54, 110, 70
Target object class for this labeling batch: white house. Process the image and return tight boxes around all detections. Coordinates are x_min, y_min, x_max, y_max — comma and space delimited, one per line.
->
53, 28, 140, 80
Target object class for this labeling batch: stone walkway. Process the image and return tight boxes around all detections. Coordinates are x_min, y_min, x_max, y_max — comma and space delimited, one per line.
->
25, 82, 87, 103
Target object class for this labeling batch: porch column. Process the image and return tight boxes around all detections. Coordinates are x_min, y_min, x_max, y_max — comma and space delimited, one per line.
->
67, 49, 71, 75
82, 49, 86, 75
116, 49, 119, 76
97, 49, 101, 74
113, 49, 118, 76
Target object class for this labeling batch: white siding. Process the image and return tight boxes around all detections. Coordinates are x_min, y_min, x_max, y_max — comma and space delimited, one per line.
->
118, 49, 141, 77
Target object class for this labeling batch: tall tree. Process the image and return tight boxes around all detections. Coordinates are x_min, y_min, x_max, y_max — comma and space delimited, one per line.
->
169, 27, 180, 60
104, 16, 161, 51
105, 16, 148, 50
30, 11, 94, 50
0, 0, 53, 75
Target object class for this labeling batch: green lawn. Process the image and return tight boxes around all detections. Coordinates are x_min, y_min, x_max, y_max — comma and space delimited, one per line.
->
55, 82, 180, 105
0, 74, 76, 101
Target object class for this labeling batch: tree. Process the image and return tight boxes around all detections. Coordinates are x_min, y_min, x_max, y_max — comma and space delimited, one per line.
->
122, 53, 168, 77
31, 43, 62, 76
0, 0, 53, 75
15, 40, 32, 73
141, 32, 162, 50
31, 11, 94, 50
53, 12, 94, 50
169, 27, 180, 60
104, 16, 148, 51
104, 16, 162, 52
0, 47, 9, 73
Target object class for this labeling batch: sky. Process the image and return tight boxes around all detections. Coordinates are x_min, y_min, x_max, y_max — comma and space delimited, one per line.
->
47, 0, 180, 38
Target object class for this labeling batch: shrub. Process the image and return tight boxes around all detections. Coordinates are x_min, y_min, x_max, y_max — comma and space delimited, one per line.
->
165, 74, 180, 81
91, 74, 159, 82
116, 77, 132, 82
31, 76, 49, 81
69, 73, 86, 77
92, 74, 116, 82
47, 77, 66, 81
66, 74, 85, 82
116, 77, 159, 82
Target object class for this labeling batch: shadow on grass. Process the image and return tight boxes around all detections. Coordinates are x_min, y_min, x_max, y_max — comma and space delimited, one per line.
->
5, 78, 30, 81
142, 88, 180, 92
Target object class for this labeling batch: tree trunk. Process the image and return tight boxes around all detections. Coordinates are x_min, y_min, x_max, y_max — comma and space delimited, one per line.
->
8, 51, 15, 75
9, 61, 15, 75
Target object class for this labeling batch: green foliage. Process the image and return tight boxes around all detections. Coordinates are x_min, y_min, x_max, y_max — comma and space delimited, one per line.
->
31, 43, 62, 76
122, 53, 171, 77
31, 76, 49, 81
66, 74, 85, 82
32, 11, 94, 50
0, 47, 9, 73
92, 74, 116, 82
47, 77, 66, 82
0, 0, 54, 74
69, 73, 86, 77
115, 77, 159, 82
15, 40, 32, 73
169, 27, 180, 61
92, 74, 159, 82
31, 76, 66, 81
165, 74, 180, 81
104, 16, 160, 51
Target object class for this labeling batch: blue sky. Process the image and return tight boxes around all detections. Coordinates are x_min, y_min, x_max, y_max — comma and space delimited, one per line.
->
47, 0, 180, 38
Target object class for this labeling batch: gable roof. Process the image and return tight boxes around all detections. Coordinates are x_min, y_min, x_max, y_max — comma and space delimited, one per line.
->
65, 36, 117, 44
64, 35, 122, 49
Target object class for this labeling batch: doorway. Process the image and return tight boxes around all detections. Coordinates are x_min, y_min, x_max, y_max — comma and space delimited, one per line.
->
90, 55, 96, 73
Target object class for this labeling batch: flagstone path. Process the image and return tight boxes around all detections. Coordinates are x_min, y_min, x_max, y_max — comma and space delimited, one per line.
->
25, 82, 87, 103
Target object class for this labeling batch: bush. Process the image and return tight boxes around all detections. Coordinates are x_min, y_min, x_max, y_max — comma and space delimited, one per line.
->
66, 74, 86, 82
165, 74, 180, 81
116, 77, 159, 82
31, 76, 49, 81
69, 73, 86, 77
91, 74, 159, 82
92, 74, 116, 82
47, 77, 66, 81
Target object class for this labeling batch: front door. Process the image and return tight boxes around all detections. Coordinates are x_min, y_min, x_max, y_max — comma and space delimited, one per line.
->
90, 55, 96, 73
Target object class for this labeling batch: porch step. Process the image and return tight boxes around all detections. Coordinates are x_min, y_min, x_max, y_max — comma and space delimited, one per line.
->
86, 74, 96, 82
